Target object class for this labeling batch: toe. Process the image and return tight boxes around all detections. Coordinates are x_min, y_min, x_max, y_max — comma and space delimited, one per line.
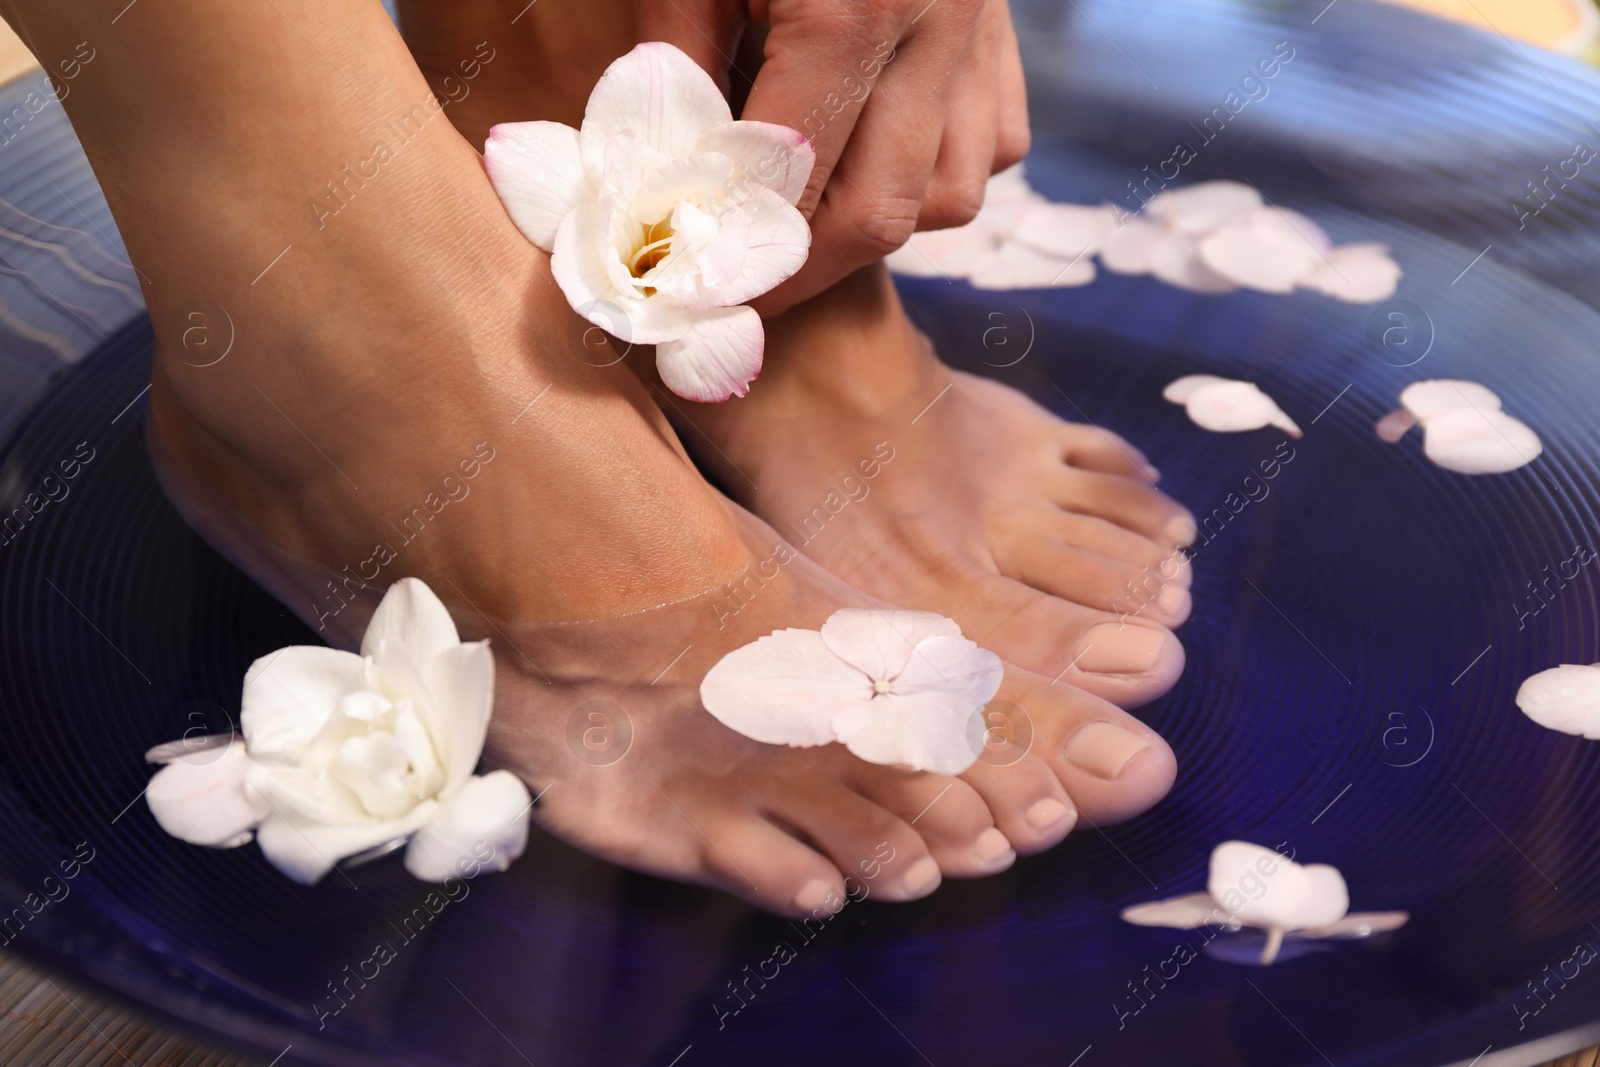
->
1058, 424, 1159, 482
764, 775, 944, 903
999, 535, 1191, 628
959, 749, 1079, 855
842, 761, 1014, 878
1049, 512, 1193, 589
1049, 468, 1196, 548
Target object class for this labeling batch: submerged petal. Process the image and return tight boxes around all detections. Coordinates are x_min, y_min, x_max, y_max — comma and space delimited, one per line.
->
1421, 408, 1542, 474
405, 771, 532, 882
1399, 379, 1503, 419
1170, 378, 1301, 437
483, 121, 592, 251
701, 627, 872, 748
146, 741, 270, 847
1517, 663, 1600, 738
1147, 180, 1261, 234
655, 305, 764, 401
581, 43, 732, 165
1302, 243, 1401, 303
1122, 892, 1231, 929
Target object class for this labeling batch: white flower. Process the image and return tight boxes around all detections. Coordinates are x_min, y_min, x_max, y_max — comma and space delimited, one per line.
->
1163, 374, 1302, 437
1122, 841, 1407, 965
700, 609, 1004, 775
145, 579, 531, 885
1375, 379, 1542, 474
483, 43, 814, 403
886, 164, 1114, 289
1517, 663, 1600, 737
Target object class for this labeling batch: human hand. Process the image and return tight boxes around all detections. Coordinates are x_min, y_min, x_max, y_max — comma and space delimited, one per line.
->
633, 0, 1031, 313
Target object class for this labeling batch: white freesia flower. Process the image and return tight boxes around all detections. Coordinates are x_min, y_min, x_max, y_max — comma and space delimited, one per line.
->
700, 609, 1004, 775
1122, 841, 1408, 965
1375, 379, 1542, 474
1164, 375, 1302, 437
1517, 663, 1600, 737
145, 579, 531, 885
484, 43, 815, 402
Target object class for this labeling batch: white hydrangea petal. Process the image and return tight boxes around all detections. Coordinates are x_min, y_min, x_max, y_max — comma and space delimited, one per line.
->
970, 240, 1095, 289
984, 163, 1035, 206
889, 634, 1003, 710
1293, 865, 1353, 930
1009, 201, 1118, 260
1400, 379, 1504, 419
700, 628, 871, 747
1147, 180, 1262, 233
833, 689, 980, 774
1180, 380, 1301, 436
146, 741, 270, 847
240, 646, 366, 761
361, 577, 461, 664
580, 43, 732, 166
483, 121, 592, 251
1422, 408, 1541, 474
1153, 232, 1240, 294
1121, 892, 1229, 929
1517, 663, 1600, 737
1375, 408, 1417, 443
255, 803, 435, 886
1298, 911, 1410, 939
421, 640, 495, 793
1163, 374, 1235, 404
885, 225, 1000, 278
405, 771, 532, 882
693, 121, 815, 206
820, 609, 961, 683
1302, 243, 1401, 303
654, 304, 764, 402
1099, 216, 1168, 274
1197, 211, 1321, 294
1211, 841, 1349, 932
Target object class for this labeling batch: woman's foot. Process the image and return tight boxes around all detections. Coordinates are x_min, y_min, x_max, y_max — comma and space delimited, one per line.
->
669, 264, 1196, 708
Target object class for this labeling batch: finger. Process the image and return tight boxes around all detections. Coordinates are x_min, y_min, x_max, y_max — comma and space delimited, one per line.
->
992, 0, 1031, 170
917, 12, 997, 232
631, 0, 746, 93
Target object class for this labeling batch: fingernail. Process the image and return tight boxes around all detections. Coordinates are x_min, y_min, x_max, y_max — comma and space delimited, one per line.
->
1143, 465, 1161, 482
1072, 623, 1173, 675
901, 856, 941, 899
1164, 515, 1197, 547
1157, 585, 1190, 616
1064, 721, 1151, 781
975, 827, 1014, 865
1025, 797, 1073, 832
792, 878, 835, 913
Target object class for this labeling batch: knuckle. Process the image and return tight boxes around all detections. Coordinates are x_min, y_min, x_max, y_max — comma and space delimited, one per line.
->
847, 196, 920, 258
994, 122, 1031, 171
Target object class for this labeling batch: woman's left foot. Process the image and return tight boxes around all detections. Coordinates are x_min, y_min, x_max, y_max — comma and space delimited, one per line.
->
668, 265, 1196, 708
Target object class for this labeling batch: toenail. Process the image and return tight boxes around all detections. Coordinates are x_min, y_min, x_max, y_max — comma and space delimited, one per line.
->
902, 856, 941, 898
975, 827, 1013, 864
1163, 515, 1197, 547
1025, 797, 1073, 832
1073, 624, 1172, 675
1157, 585, 1189, 616
1064, 721, 1151, 781
792, 878, 835, 914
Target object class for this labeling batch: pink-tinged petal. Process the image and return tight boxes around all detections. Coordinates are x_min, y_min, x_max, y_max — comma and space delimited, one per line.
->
146, 741, 270, 847
654, 305, 764, 401
694, 121, 815, 206
1422, 408, 1541, 474
1162, 374, 1235, 404
598, 131, 673, 200
1122, 892, 1231, 929
691, 209, 749, 294
580, 42, 732, 166
1517, 663, 1600, 738
1267, 207, 1331, 253
1375, 408, 1417, 443
405, 770, 531, 882
1099, 216, 1167, 274
1147, 180, 1261, 234
1399, 378, 1503, 419
240, 646, 366, 761
820, 608, 961, 683
833, 689, 980, 774
970, 241, 1095, 289
553, 205, 689, 346
889, 634, 1004, 710
626, 152, 733, 226
1153, 232, 1239, 294
422, 640, 495, 793
1181, 379, 1301, 437
361, 577, 461, 664
700, 627, 871, 748
1298, 911, 1409, 939
1010, 202, 1118, 259
483, 121, 591, 252
1302, 243, 1400, 303
1197, 211, 1321, 294
885, 225, 999, 278
255, 802, 436, 886
984, 163, 1036, 207
686, 187, 810, 309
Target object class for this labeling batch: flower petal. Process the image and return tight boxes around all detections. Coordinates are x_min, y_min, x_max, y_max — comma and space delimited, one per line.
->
423, 640, 495, 793
1301, 243, 1401, 303
1517, 663, 1600, 737
1399, 378, 1503, 419
1099, 216, 1168, 274
1121, 892, 1230, 929
833, 689, 981, 774
1210, 841, 1348, 932
1197, 209, 1322, 294
1422, 408, 1542, 474
654, 304, 764, 401
694, 121, 815, 206
255, 802, 436, 885
1009, 202, 1118, 260
701, 627, 871, 748
1152, 231, 1239, 294
820, 608, 961, 683
1374, 408, 1417, 443
483, 121, 592, 251
1180, 380, 1301, 437
552, 204, 689, 345
885, 225, 999, 278
1147, 180, 1261, 234
1297, 911, 1410, 939
361, 577, 461, 663
146, 741, 270, 847
970, 241, 1095, 289
405, 770, 531, 882
1162, 374, 1235, 404
674, 188, 811, 310
626, 153, 734, 226
889, 633, 1004, 710
240, 645, 366, 761
580, 42, 732, 166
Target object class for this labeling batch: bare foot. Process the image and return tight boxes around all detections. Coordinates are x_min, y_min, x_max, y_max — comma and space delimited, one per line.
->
671, 265, 1196, 708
